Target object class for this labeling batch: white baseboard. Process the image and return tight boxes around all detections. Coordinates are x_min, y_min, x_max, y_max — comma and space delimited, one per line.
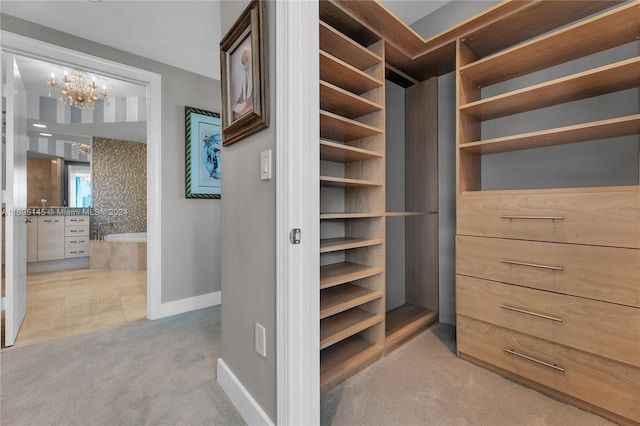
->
159, 291, 221, 318
217, 358, 274, 426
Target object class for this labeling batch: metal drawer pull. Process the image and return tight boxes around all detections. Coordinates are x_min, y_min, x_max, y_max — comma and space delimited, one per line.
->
501, 259, 563, 271
501, 215, 564, 220
43, 219, 59, 223
503, 348, 565, 372
70, 219, 85, 222
500, 304, 563, 322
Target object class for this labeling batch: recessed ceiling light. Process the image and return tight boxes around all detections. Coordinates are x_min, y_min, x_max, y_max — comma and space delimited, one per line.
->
33, 123, 47, 128
40, 133, 53, 137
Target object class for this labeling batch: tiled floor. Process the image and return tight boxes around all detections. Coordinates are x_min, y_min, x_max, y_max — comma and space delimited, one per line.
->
11, 269, 146, 347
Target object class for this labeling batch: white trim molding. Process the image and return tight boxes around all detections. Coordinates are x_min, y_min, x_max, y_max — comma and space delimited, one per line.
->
159, 291, 221, 319
275, 1, 320, 425
217, 359, 275, 426
0, 31, 163, 321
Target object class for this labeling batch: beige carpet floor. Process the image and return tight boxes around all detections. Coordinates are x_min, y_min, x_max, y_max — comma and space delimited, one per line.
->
321, 323, 614, 426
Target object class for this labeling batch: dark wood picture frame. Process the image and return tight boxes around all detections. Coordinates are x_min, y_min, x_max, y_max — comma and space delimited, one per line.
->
220, 0, 269, 146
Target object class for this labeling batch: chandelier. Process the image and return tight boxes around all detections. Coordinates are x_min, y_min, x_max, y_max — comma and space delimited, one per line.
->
49, 69, 109, 110
73, 142, 91, 155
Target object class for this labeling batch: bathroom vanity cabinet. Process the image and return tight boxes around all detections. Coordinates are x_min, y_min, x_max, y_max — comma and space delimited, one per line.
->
31, 215, 89, 261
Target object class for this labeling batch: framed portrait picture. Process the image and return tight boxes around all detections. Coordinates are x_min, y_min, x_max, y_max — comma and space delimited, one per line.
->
220, 0, 269, 146
185, 106, 221, 199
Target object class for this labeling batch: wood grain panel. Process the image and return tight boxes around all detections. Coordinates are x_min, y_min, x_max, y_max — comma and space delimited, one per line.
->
457, 316, 640, 423
320, 51, 382, 95
456, 235, 640, 308
320, 261, 383, 289
320, 308, 383, 349
321, 283, 383, 318
457, 188, 640, 248
320, 20, 382, 70
320, 335, 383, 393
457, 275, 640, 367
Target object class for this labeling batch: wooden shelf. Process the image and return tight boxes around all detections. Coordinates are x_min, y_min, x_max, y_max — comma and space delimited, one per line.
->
321, 284, 383, 319
320, 212, 385, 220
385, 304, 438, 350
320, 335, 383, 393
320, 20, 381, 71
320, 308, 383, 349
461, 57, 640, 121
320, 50, 382, 95
459, 114, 640, 155
320, 110, 382, 142
320, 176, 382, 188
320, 237, 383, 253
320, 140, 382, 163
460, 2, 640, 87
385, 211, 434, 217
320, 81, 382, 119
320, 261, 383, 289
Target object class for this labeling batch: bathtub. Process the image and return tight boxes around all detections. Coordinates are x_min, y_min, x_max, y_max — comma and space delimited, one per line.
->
104, 232, 147, 243
90, 232, 147, 270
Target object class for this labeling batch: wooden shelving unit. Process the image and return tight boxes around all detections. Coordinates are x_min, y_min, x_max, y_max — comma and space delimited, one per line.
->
385, 304, 438, 352
455, 2, 640, 423
320, 262, 383, 289
319, 18, 387, 392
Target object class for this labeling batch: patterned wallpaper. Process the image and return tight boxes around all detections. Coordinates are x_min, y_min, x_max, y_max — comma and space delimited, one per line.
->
91, 137, 146, 239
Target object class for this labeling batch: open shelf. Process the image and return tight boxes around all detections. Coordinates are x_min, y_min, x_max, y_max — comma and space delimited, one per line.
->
321, 284, 383, 319
385, 304, 438, 351
320, 140, 382, 163
320, 51, 382, 95
320, 20, 382, 71
320, 212, 385, 220
320, 335, 383, 393
320, 237, 383, 253
385, 211, 434, 217
460, 57, 640, 120
459, 2, 640, 87
320, 81, 382, 119
320, 176, 382, 188
320, 308, 383, 349
320, 110, 382, 142
459, 114, 640, 154
320, 261, 383, 289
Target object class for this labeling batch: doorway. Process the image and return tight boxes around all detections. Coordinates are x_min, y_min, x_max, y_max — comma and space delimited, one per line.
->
1, 31, 162, 347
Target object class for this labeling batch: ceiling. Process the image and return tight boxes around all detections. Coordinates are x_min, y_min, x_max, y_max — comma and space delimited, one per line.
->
380, 0, 452, 25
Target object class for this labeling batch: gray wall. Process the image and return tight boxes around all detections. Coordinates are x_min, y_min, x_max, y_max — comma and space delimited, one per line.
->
1, 13, 223, 303
219, 0, 277, 422
411, 1, 499, 39
385, 81, 406, 311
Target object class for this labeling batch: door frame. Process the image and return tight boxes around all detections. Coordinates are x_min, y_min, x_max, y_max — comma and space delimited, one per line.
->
275, 1, 319, 424
0, 31, 163, 320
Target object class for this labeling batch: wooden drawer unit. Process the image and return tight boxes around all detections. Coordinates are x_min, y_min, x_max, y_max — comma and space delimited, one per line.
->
456, 235, 640, 307
457, 316, 640, 423
65, 236, 89, 247
457, 275, 640, 367
457, 189, 640, 248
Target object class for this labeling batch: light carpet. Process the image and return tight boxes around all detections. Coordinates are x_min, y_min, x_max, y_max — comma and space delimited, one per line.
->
1, 306, 244, 426
321, 323, 614, 426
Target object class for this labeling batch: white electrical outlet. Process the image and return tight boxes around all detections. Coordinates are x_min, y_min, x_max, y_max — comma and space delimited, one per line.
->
255, 323, 266, 357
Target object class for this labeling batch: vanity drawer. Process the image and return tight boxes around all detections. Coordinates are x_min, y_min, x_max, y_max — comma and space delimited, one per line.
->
457, 189, 640, 248
65, 216, 89, 226
65, 225, 89, 237
65, 247, 88, 258
456, 235, 640, 307
457, 316, 640, 423
65, 236, 89, 247
457, 275, 640, 367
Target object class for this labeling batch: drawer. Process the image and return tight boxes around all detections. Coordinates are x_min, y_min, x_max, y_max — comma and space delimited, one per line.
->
457, 316, 640, 423
65, 225, 89, 237
457, 275, 640, 367
65, 247, 88, 258
65, 216, 89, 226
65, 236, 89, 247
456, 235, 640, 307
457, 189, 640, 248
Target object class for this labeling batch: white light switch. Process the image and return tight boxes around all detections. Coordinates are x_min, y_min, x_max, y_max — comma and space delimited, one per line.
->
255, 323, 267, 357
260, 150, 272, 180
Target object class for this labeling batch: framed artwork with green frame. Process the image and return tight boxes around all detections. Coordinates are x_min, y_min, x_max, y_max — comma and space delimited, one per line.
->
185, 106, 221, 199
